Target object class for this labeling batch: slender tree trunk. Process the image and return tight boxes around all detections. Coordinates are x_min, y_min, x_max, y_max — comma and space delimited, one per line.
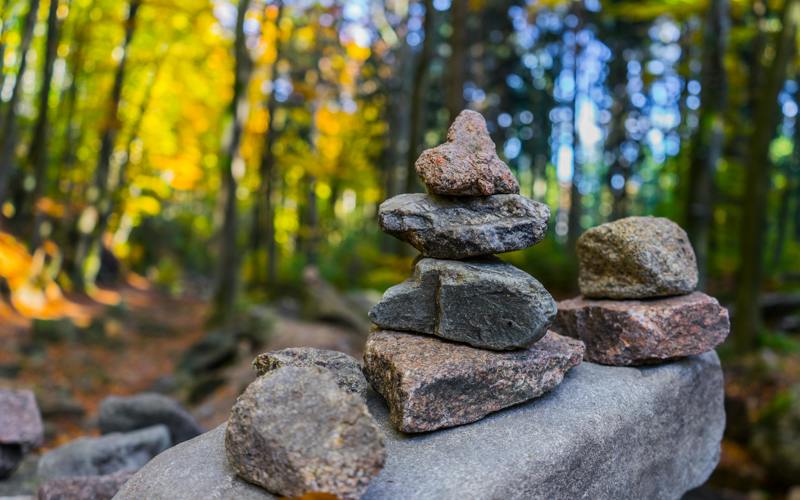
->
733, 0, 799, 350
71, 0, 140, 288
0, 0, 42, 206
0, 0, 10, 97
446, 0, 467, 124
605, 35, 629, 221
27, 0, 63, 245
250, 0, 284, 290
566, 10, 583, 252
405, 0, 433, 194
685, 0, 729, 288
211, 0, 251, 324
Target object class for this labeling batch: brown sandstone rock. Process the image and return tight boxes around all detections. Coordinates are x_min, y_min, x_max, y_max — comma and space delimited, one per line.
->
415, 110, 519, 196
363, 330, 584, 433
552, 292, 730, 366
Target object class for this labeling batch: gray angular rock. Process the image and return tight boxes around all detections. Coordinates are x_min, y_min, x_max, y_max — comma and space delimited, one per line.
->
577, 216, 698, 299
553, 292, 730, 365
224, 366, 386, 500
363, 330, 584, 432
252, 347, 368, 399
99, 393, 203, 444
0, 389, 43, 478
379, 193, 550, 259
115, 352, 724, 500
415, 110, 519, 196
37, 425, 170, 479
38, 472, 132, 500
369, 257, 557, 350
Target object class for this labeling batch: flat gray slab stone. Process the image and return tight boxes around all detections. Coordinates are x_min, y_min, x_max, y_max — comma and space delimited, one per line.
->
115, 352, 724, 500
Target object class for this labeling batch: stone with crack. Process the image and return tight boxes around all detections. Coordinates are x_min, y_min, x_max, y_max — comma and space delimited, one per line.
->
415, 110, 519, 196
369, 257, 557, 350
378, 193, 549, 259
224, 366, 386, 500
362, 330, 584, 433
552, 292, 730, 366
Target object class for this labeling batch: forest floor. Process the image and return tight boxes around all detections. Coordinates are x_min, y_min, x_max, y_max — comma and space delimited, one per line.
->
0, 278, 362, 449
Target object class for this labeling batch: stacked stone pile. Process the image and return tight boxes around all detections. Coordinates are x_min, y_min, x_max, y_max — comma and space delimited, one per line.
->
364, 110, 584, 433
552, 216, 730, 365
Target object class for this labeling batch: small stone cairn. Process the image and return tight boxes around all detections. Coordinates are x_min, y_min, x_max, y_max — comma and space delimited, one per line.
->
551, 216, 730, 365
364, 110, 585, 433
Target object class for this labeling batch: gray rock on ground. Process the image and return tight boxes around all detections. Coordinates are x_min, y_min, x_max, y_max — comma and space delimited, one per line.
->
415, 110, 519, 196
224, 366, 386, 500
252, 347, 368, 399
379, 193, 550, 259
363, 330, 584, 432
369, 257, 557, 350
99, 393, 204, 444
115, 352, 724, 500
37, 425, 170, 479
553, 292, 730, 365
38, 472, 132, 500
577, 216, 698, 299
0, 389, 44, 478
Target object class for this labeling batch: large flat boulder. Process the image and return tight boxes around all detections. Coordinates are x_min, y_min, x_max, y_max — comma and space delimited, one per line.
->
114, 352, 724, 500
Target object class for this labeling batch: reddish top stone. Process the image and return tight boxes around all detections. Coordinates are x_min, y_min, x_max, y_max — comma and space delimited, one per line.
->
0, 389, 43, 448
415, 110, 519, 196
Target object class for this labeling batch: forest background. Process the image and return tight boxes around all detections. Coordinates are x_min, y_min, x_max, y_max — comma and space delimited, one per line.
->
1, 0, 799, 496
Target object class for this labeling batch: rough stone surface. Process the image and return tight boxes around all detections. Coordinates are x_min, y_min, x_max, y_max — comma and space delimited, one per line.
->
37, 425, 171, 479
0, 389, 43, 478
98, 393, 203, 444
363, 330, 584, 432
224, 366, 386, 500
553, 292, 730, 366
252, 347, 368, 399
38, 472, 132, 500
379, 193, 549, 259
577, 216, 698, 299
415, 110, 519, 196
115, 352, 724, 500
369, 257, 557, 350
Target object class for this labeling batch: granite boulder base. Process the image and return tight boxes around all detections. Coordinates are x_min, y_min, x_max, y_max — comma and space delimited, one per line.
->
415, 110, 519, 196
362, 330, 584, 433
115, 352, 725, 500
379, 193, 550, 259
252, 347, 368, 400
553, 292, 730, 365
224, 366, 386, 500
577, 216, 698, 299
369, 257, 557, 350
0, 389, 43, 478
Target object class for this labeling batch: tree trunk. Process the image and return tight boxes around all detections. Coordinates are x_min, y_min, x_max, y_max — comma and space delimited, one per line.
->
71, 0, 141, 288
27, 0, 63, 245
0, 0, 42, 206
446, 0, 467, 124
405, 0, 433, 194
733, 0, 799, 351
250, 0, 284, 291
605, 34, 629, 221
685, 0, 729, 288
211, 0, 251, 324
566, 9, 583, 252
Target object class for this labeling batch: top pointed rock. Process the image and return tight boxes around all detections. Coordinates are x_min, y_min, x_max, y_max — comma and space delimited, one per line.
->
415, 110, 520, 196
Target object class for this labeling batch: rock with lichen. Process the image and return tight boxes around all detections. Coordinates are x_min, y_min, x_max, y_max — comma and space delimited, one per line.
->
224, 366, 385, 500
577, 216, 698, 299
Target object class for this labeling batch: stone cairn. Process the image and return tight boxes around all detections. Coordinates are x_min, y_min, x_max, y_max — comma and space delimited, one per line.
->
363, 110, 585, 433
551, 215, 730, 365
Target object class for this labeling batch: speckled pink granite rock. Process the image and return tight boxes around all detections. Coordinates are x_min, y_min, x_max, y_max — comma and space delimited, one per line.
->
552, 292, 729, 366
363, 330, 584, 433
0, 389, 43, 478
415, 110, 519, 196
